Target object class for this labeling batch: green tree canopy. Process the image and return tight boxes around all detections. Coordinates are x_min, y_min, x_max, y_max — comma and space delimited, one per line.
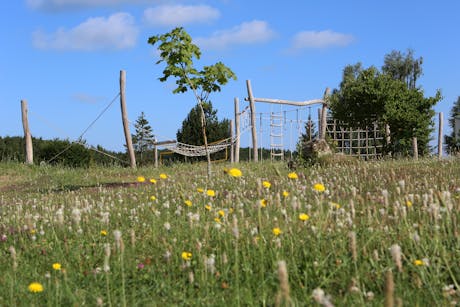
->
382, 49, 423, 89
330, 57, 441, 156
177, 102, 230, 146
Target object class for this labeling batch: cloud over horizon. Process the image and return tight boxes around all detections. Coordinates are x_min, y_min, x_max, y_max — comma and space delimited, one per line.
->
32, 12, 139, 51
143, 4, 220, 27
194, 20, 276, 50
290, 30, 354, 51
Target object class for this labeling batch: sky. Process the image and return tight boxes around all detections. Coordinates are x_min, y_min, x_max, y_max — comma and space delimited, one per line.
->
1, 0, 459, 153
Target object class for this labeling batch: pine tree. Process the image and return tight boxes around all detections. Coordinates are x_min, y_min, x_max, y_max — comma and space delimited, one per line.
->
445, 96, 460, 153
132, 112, 154, 162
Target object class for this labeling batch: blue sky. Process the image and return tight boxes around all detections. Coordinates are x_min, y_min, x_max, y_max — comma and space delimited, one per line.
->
1, 0, 459, 152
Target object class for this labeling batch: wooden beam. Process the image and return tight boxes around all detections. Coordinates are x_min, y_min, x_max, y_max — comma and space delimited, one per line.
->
154, 140, 176, 146
245, 97, 324, 107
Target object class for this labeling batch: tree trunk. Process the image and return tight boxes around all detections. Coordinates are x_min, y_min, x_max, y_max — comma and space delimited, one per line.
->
198, 102, 212, 178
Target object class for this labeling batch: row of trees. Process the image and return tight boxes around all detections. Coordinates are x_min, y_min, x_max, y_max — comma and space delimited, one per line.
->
0, 136, 126, 167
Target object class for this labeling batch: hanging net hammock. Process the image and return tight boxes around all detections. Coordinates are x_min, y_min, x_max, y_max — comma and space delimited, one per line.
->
162, 137, 234, 157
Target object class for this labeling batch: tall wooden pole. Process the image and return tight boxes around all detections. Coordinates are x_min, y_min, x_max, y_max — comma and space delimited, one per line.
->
234, 97, 240, 163
246, 80, 258, 162
21, 100, 33, 164
230, 119, 234, 163
120, 70, 136, 168
438, 112, 443, 159
320, 87, 330, 140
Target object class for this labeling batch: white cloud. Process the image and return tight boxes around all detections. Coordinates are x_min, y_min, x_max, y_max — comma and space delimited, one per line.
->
32, 13, 139, 51
143, 4, 220, 27
27, 0, 152, 11
194, 20, 276, 50
290, 30, 354, 51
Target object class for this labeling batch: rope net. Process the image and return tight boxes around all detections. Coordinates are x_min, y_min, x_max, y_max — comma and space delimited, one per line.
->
162, 137, 234, 157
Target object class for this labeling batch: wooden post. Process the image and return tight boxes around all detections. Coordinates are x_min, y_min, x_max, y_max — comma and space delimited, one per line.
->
21, 100, 33, 164
385, 124, 391, 156
120, 70, 136, 168
154, 144, 158, 168
246, 80, 258, 162
320, 88, 330, 140
230, 119, 234, 163
412, 137, 418, 160
234, 97, 240, 163
438, 112, 443, 159
317, 109, 322, 139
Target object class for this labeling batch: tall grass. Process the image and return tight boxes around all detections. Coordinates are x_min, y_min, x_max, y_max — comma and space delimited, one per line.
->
0, 158, 459, 306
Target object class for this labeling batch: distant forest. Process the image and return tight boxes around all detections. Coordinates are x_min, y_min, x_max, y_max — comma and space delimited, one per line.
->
0, 136, 291, 167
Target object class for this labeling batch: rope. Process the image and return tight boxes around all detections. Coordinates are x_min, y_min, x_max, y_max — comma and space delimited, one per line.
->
75, 141, 130, 165
45, 92, 121, 164
77, 93, 120, 141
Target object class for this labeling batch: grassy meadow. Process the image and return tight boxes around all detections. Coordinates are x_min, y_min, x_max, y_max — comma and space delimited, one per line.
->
0, 158, 459, 306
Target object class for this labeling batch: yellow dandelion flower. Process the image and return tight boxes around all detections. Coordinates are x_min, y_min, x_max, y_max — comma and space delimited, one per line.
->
262, 181, 271, 189
149, 178, 157, 184
299, 213, 310, 221
218, 210, 225, 217
28, 282, 44, 293
150, 196, 157, 201
207, 189, 216, 197
159, 173, 168, 179
227, 168, 243, 177
181, 251, 192, 261
205, 204, 212, 211
30, 229, 36, 235
413, 259, 424, 266
406, 200, 413, 207
272, 227, 282, 236
52, 263, 61, 271
330, 202, 341, 209
184, 200, 192, 207
137, 176, 146, 183
282, 191, 289, 198
100, 230, 107, 236
214, 217, 222, 224
287, 172, 298, 179
260, 199, 268, 208
313, 183, 325, 192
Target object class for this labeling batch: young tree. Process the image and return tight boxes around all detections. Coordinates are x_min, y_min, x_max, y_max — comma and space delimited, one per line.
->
132, 112, 154, 163
148, 27, 236, 178
445, 96, 460, 153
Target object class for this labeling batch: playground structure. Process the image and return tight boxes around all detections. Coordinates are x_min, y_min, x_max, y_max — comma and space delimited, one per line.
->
19, 71, 445, 167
